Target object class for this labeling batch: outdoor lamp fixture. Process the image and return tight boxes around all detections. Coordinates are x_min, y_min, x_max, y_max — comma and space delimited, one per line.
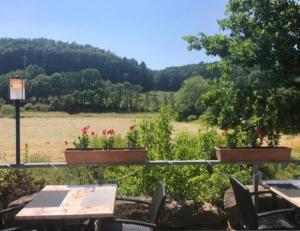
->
9, 76, 26, 165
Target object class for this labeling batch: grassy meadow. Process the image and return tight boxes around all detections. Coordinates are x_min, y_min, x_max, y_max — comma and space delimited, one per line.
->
0, 112, 203, 163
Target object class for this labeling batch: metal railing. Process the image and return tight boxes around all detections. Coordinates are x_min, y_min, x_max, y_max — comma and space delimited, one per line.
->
0, 159, 300, 169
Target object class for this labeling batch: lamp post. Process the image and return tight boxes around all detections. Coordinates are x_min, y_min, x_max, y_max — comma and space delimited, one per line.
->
9, 77, 26, 165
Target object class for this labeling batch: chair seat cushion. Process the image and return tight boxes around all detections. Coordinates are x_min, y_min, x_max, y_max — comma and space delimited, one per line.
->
258, 214, 295, 230
101, 222, 153, 231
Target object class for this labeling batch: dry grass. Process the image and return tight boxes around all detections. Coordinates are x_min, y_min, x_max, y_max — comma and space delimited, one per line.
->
1, 112, 299, 163
0, 112, 202, 163
280, 135, 300, 157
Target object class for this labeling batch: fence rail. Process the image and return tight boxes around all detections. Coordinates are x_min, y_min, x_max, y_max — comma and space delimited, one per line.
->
1, 159, 300, 169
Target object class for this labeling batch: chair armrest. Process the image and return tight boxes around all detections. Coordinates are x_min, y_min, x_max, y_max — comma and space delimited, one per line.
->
249, 190, 274, 196
109, 218, 156, 228
257, 208, 295, 218
1, 204, 25, 214
115, 197, 151, 205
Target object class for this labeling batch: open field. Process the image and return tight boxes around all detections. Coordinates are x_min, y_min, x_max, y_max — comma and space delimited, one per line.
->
0, 112, 299, 163
0, 112, 202, 163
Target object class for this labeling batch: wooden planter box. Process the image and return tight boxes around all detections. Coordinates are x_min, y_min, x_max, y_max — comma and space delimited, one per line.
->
215, 147, 291, 162
64, 148, 148, 165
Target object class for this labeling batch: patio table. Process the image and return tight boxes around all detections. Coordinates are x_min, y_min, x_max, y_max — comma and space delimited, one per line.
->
263, 180, 300, 207
16, 184, 117, 221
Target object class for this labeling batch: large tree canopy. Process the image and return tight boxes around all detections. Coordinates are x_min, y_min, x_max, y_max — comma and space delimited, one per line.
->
184, 0, 300, 85
184, 0, 300, 141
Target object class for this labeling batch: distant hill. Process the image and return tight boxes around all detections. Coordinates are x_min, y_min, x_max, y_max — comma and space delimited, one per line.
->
0, 38, 221, 91
153, 62, 221, 91
0, 38, 153, 90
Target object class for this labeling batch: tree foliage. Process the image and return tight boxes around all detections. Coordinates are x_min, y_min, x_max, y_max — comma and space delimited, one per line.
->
184, 0, 300, 141
174, 76, 209, 121
154, 62, 221, 91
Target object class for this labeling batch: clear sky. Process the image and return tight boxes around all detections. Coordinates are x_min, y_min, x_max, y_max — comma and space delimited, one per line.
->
0, 0, 228, 70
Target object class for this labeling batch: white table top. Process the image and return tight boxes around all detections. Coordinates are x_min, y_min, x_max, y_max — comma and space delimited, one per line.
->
263, 180, 300, 207
16, 184, 117, 220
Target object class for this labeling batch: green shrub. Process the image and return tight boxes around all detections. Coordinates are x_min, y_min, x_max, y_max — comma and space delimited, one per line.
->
0, 98, 5, 108
0, 104, 15, 117
33, 103, 50, 112
0, 170, 45, 208
137, 108, 251, 205
186, 115, 198, 122
23, 103, 34, 111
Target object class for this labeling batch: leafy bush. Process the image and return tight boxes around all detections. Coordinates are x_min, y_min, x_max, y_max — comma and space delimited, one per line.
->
0, 98, 5, 108
137, 108, 252, 205
0, 170, 45, 208
186, 115, 198, 122
0, 104, 15, 117
23, 103, 34, 111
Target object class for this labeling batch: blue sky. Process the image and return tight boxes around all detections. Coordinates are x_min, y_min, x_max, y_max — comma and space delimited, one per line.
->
0, 0, 228, 70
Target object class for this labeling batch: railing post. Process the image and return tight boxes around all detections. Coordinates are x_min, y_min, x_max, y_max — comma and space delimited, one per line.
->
253, 164, 259, 211
98, 167, 104, 184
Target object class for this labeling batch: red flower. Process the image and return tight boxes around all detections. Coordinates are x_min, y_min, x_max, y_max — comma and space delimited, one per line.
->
91, 131, 95, 136
275, 128, 281, 134
107, 129, 115, 136
260, 132, 266, 139
129, 125, 135, 130
82, 126, 88, 136
64, 140, 69, 146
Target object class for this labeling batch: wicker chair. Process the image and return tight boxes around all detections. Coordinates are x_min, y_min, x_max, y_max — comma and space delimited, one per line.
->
229, 176, 296, 230
101, 182, 166, 231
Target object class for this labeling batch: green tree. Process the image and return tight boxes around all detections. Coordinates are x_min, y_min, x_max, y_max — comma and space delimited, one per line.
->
184, 0, 300, 141
175, 76, 209, 121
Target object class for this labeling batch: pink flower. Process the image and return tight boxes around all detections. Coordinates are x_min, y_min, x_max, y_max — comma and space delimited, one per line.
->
102, 129, 107, 136
64, 140, 69, 146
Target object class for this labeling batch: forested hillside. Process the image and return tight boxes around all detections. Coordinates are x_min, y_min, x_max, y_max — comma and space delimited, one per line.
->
0, 38, 220, 91
153, 62, 221, 91
0, 38, 154, 90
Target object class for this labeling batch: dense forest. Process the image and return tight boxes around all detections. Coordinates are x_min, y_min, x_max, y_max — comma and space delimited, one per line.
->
153, 62, 221, 91
0, 38, 154, 90
0, 38, 220, 91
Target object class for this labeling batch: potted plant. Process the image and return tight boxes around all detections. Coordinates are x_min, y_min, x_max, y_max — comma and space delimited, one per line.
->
215, 124, 291, 162
64, 125, 148, 165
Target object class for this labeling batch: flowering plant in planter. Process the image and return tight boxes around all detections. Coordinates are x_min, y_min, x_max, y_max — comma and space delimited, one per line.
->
72, 125, 90, 149
101, 129, 115, 150
216, 121, 291, 161
125, 125, 140, 149
64, 125, 147, 165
